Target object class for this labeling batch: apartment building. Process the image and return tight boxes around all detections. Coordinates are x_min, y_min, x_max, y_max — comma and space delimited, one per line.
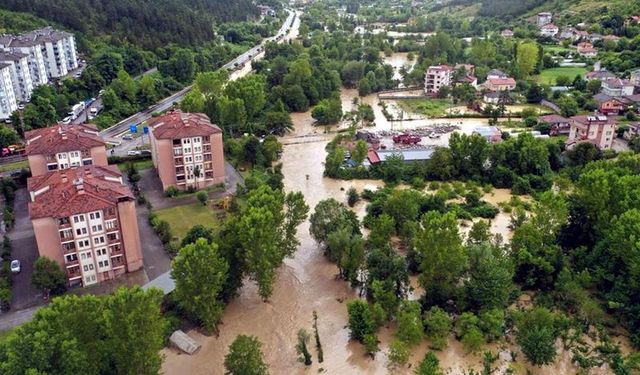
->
537, 12, 553, 27
25, 124, 108, 177
0, 37, 48, 86
148, 110, 225, 191
28, 165, 143, 287
567, 115, 616, 150
0, 62, 17, 120
424, 65, 453, 95
601, 78, 635, 97
0, 51, 34, 102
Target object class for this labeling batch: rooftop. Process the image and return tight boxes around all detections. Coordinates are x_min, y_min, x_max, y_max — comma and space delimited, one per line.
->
0, 51, 29, 62
539, 114, 570, 123
28, 165, 132, 219
148, 110, 222, 140
25, 124, 104, 156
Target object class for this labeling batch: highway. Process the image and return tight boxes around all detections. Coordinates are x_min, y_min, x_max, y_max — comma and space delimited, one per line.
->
100, 9, 298, 142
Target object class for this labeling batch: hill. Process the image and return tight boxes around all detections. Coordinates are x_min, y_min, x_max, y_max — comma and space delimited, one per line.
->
0, 0, 259, 49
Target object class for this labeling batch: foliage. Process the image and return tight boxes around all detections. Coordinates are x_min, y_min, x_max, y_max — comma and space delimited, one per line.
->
395, 301, 424, 347
347, 299, 374, 342
172, 239, 228, 333
296, 329, 312, 366
388, 339, 410, 368
30, 257, 66, 297
424, 307, 452, 350
414, 352, 443, 375
514, 307, 562, 366
224, 335, 269, 375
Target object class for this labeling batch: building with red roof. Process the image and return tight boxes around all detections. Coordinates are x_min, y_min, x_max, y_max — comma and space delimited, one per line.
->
567, 115, 616, 150
28, 165, 143, 287
148, 110, 225, 191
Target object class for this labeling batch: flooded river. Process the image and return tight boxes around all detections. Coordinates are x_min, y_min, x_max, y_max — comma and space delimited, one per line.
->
161, 87, 619, 374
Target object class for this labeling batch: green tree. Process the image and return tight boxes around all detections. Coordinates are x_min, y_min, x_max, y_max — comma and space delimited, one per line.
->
456, 312, 484, 353
326, 227, 364, 286
557, 95, 579, 117
465, 244, 513, 311
180, 224, 215, 247
395, 301, 424, 347
309, 198, 360, 245
352, 140, 368, 166
478, 308, 505, 342
424, 307, 452, 350
172, 238, 229, 333
516, 42, 539, 78
195, 70, 228, 96
415, 211, 466, 306
311, 94, 342, 125
0, 126, 18, 149
94, 52, 124, 83
368, 214, 395, 249
138, 74, 158, 105
22, 96, 56, 129
414, 352, 443, 375
219, 96, 247, 135
31, 257, 66, 297
224, 335, 269, 375
388, 339, 410, 368
111, 70, 137, 102
226, 74, 267, 119
514, 307, 561, 366
181, 87, 206, 113
347, 299, 374, 342
237, 186, 308, 299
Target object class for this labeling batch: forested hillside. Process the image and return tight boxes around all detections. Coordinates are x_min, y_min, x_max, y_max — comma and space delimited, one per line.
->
0, 0, 259, 49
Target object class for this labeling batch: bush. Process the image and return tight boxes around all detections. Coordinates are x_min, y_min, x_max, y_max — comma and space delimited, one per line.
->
0, 278, 10, 311
165, 186, 180, 197
346, 187, 359, 207
196, 191, 209, 206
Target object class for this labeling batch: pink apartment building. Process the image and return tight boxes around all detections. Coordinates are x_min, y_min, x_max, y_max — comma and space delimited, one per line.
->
28, 165, 143, 287
148, 110, 225, 191
567, 115, 616, 150
424, 65, 453, 95
25, 123, 108, 177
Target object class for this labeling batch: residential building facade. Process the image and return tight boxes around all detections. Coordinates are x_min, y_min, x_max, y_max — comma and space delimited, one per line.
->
630, 68, 640, 87
1, 38, 48, 86
25, 124, 108, 177
0, 62, 17, 120
0, 51, 33, 102
539, 114, 571, 136
148, 111, 225, 191
577, 42, 598, 58
424, 65, 453, 95
567, 115, 616, 150
537, 12, 553, 27
601, 78, 635, 97
540, 23, 559, 38
28, 166, 143, 287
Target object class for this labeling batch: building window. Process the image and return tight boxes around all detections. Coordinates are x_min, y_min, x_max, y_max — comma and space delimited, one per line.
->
107, 233, 118, 242
65, 254, 78, 263
59, 229, 73, 240
106, 208, 115, 217
91, 225, 103, 233
105, 220, 116, 230
94, 236, 105, 245
203, 136, 210, 142
77, 239, 89, 249
72, 215, 85, 223
89, 212, 101, 220
62, 242, 76, 252
75, 227, 87, 236
58, 217, 70, 226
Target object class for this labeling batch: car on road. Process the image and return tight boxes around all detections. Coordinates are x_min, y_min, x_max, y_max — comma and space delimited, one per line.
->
141, 150, 152, 156
17, 104, 25, 110
90, 107, 98, 115
62, 116, 72, 125
127, 150, 142, 156
10, 260, 20, 273
122, 135, 133, 141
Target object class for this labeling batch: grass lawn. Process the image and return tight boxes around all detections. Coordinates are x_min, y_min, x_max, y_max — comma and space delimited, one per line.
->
537, 67, 587, 85
0, 160, 28, 173
117, 159, 154, 172
397, 98, 453, 117
155, 202, 222, 243
542, 44, 572, 54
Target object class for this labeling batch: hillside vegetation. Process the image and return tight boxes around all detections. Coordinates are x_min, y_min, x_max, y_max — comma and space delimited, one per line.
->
0, 0, 259, 49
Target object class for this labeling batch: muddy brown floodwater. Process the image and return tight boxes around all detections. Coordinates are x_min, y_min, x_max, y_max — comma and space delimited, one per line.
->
162, 89, 625, 375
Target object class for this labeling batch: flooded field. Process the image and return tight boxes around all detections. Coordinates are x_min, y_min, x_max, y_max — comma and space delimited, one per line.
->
382, 52, 416, 83
161, 85, 621, 375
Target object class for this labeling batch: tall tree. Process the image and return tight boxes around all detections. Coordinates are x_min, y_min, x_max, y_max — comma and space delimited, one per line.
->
172, 239, 229, 333
224, 335, 269, 375
515, 42, 539, 78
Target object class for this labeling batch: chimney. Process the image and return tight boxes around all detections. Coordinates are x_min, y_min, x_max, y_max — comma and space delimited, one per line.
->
61, 173, 68, 183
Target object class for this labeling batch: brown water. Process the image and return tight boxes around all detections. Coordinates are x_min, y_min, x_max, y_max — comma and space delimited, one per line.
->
161, 87, 617, 375
382, 52, 416, 83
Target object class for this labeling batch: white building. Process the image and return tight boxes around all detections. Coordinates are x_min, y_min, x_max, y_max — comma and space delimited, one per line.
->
537, 12, 553, 27
631, 68, 640, 87
1, 37, 48, 86
424, 65, 453, 95
540, 23, 559, 38
0, 62, 18, 120
0, 51, 34, 102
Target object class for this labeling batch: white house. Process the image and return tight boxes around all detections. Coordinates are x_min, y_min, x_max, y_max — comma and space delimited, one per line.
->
540, 23, 559, 38
424, 65, 453, 95
601, 78, 635, 97
537, 12, 553, 27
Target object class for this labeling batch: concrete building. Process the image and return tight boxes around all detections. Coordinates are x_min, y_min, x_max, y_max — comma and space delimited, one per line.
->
1, 36, 48, 86
539, 114, 572, 136
567, 115, 616, 150
483, 77, 517, 92
0, 51, 33, 102
537, 12, 553, 27
424, 65, 453, 95
28, 165, 143, 287
630, 68, 640, 87
0, 62, 17, 120
577, 42, 598, 58
148, 111, 225, 191
25, 124, 108, 177
473, 126, 502, 143
540, 23, 559, 38
585, 70, 616, 81
601, 78, 635, 97
486, 69, 509, 80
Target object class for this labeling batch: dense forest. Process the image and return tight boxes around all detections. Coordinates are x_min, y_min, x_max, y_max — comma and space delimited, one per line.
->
429, 0, 548, 18
0, 0, 258, 49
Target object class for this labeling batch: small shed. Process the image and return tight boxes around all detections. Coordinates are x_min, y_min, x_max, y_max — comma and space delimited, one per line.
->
169, 330, 201, 355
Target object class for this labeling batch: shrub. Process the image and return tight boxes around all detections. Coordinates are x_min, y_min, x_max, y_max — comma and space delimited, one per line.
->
165, 186, 180, 197
346, 187, 359, 207
196, 191, 209, 206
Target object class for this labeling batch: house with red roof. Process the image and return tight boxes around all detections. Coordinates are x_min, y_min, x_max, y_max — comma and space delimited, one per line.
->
567, 115, 616, 150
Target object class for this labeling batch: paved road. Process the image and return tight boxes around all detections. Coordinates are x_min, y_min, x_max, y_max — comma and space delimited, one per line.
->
99, 9, 297, 141
7, 189, 43, 310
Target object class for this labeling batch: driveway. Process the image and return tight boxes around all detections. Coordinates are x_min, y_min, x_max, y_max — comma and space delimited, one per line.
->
7, 188, 44, 310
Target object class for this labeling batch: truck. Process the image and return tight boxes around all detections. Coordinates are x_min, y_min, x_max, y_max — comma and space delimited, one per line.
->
68, 102, 86, 120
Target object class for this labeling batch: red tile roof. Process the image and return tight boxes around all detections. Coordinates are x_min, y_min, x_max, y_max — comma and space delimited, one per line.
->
367, 149, 380, 164
541, 23, 558, 29
28, 165, 133, 219
147, 110, 222, 140
487, 78, 516, 86
25, 124, 104, 156
570, 115, 617, 126
539, 114, 570, 124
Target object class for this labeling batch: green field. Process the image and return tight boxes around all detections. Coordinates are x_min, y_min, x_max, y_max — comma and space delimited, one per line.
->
0, 160, 28, 173
537, 67, 587, 85
117, 159, 154, 172
155, 203, 222, 243
541, 44, 572, 54
397, 98, 453, 117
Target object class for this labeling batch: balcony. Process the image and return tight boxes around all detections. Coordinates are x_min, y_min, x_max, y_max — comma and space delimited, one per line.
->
66, 266, 81, 279
65, 259, 79, 267
111, 256, 125, 268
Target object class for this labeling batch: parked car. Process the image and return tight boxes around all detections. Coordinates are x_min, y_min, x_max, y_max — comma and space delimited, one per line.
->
62, 116, 72, 125
10, 260, 20, 273
127, 150, 141, 156
141, 150, 152, 155
122, 135, 133, 141
17, 104, 25, 110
